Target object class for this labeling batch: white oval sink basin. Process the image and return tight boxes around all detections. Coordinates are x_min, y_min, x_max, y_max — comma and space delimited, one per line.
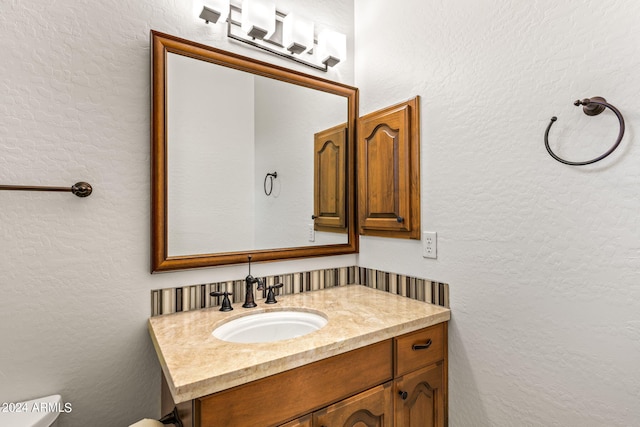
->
212, 310, 327, 343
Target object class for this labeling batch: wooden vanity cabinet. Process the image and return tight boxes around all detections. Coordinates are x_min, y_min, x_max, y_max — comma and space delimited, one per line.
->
162, 323, 447, 427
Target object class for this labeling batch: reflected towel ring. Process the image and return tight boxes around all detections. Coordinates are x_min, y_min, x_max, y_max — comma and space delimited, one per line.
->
264, 171, 277, 196
544, 97, 625, 166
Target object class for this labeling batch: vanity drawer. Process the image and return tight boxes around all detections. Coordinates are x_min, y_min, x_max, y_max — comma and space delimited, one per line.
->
395, 322, 445, 376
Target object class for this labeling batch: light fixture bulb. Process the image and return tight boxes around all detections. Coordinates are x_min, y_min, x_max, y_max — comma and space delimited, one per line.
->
241, 0, 276, 40
317, 29, 347, 67
282, 13, 314, 55
199, 0, 230, 24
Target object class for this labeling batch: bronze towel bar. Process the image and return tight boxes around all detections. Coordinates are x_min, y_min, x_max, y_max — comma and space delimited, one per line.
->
0, 182, 92, 197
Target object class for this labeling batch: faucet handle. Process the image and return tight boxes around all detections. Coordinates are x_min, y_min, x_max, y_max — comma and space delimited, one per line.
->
210, 291, 234, 312
265, 283, 284, 304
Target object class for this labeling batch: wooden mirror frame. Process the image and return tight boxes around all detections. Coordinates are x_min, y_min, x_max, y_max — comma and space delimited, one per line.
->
151, 31, 358, 272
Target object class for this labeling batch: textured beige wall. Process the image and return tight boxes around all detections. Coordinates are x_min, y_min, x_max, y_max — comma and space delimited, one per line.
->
355, 1, 640, 426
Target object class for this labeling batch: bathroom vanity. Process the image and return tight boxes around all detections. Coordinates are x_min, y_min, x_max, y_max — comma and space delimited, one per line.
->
149, 285, 450, 427
148, 32, 445, 426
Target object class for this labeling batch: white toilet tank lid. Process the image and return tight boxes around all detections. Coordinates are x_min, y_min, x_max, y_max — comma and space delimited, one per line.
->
0, 394, 62, 427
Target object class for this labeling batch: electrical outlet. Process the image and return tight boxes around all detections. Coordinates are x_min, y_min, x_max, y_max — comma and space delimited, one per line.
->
308, 224, 315, 242
422, 231, 437, 259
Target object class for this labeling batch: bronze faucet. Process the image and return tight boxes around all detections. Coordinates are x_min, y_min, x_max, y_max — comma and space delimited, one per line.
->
242, 256, 264, 308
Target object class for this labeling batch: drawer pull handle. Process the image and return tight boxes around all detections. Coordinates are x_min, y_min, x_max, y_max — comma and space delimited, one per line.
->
412, 338, 433, 350
399, 390, 408, 400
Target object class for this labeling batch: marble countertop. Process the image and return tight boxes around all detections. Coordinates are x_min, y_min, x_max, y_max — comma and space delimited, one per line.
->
148, 284, 451, 403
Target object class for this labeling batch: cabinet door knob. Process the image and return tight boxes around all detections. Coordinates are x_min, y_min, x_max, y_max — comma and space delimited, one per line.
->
411, 338, 433, 350
399, 390, 408, 400
397, 216, 404, 223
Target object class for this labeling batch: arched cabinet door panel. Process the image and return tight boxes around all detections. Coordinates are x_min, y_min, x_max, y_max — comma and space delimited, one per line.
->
314, 123, 347, 233
358, 96, 420, 239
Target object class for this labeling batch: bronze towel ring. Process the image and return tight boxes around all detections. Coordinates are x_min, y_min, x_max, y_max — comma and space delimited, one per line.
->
544, 97, 625, 166
263, 171, 277, 196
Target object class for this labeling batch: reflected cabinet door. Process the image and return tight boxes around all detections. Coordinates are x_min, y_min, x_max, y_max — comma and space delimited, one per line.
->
395, 363, 445, 427
314, 123, 347, 233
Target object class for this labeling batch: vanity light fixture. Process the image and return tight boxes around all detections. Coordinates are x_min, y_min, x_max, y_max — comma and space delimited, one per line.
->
282, 13, 314, 55
241, 0, 276, 40
318, 29, 347, 67
198, 0, 347, 71
199, 0, 230, 24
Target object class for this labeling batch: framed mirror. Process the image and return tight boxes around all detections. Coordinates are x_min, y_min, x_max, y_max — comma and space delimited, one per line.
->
151, 31, 358, 272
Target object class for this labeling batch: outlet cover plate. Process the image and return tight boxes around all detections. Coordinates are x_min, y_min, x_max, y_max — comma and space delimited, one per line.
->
422, 231, 437, 259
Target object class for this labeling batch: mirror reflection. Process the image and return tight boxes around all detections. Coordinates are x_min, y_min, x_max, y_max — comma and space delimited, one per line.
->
151, 31, 358, 271
166, 52, 348, 256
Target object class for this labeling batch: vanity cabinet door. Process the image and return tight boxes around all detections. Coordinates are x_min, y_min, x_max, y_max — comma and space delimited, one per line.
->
394, 363, 445, 427
358, 96, 420, 239
313, 382, 393, 427
314, 123, 347, 233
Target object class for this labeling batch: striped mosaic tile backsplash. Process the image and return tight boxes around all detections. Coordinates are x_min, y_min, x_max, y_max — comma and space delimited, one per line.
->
151, 266, 449, 316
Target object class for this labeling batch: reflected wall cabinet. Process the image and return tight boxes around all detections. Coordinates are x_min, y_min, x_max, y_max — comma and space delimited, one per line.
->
358, 96, 420, 239
314, 123, 347, 233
